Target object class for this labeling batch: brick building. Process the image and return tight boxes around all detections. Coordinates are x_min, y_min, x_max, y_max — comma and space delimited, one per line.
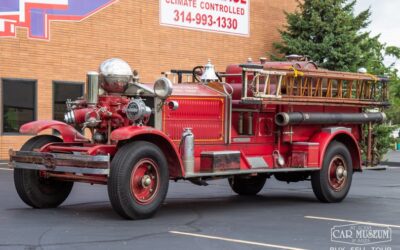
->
0, 0, 296, 160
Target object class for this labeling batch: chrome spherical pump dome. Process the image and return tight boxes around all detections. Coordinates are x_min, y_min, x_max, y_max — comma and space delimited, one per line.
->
99, 58, 133, 93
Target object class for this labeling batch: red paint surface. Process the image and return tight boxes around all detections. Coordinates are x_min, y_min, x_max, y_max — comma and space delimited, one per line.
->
16, 60, 372, 180
163, 97, 225, 142
20, 120, 87, 142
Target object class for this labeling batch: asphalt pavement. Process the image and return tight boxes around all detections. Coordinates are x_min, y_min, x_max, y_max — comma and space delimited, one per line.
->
0, 157, 399, 250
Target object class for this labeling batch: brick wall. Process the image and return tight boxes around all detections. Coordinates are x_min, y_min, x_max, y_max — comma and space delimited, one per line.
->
0, 0, 297, 159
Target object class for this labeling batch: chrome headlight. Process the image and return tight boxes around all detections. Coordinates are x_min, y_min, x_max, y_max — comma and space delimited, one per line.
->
154, 77, 173, 99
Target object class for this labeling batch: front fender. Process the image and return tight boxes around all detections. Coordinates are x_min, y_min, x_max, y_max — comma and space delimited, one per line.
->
20, 120, 87, 142
110, 126, 169, 142
111, 126, 185, 177
310, 127, 361, 170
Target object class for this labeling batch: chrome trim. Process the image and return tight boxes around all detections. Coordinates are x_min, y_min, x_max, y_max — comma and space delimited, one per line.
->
64, 110, 76, 124
225, 93, 231, 144
246, 157, 268, 168
242, 70, 248, 98
203, 83, 231, 144
232, 137, 251, 143
292, 142, 320, 146
185, 167, 320, 178
232, 108, 260, 112
201, 150, 240, 155
228, 94, 232, 144
322, 127, 352, 134
154, 97, 163, 130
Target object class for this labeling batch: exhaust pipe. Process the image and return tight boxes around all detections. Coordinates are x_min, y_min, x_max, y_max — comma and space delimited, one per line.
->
87, 71, 99, 106
275, 112, 386, 126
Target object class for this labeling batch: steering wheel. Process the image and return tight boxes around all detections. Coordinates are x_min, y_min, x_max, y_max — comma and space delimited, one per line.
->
192, 65, 223, 82
192, 66, 204, 82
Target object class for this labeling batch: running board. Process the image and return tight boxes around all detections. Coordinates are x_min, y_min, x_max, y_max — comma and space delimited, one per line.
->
184, 167, 320, 178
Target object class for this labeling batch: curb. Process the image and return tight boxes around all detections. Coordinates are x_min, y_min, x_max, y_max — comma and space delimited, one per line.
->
381, 162, 400, 167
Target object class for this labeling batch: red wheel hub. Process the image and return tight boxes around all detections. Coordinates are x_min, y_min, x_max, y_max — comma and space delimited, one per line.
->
130, 158, 160, 205
327, 155, 348, 192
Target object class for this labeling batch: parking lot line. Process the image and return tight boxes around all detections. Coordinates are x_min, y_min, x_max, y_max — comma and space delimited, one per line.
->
305, 216, 400, 228
169, 231, 307, 250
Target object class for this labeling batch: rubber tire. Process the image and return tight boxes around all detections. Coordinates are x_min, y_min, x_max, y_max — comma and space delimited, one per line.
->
108, 141, 169, 220
311, 141, 353, 203
14, 135, 74, 208
228, 176, 266, 196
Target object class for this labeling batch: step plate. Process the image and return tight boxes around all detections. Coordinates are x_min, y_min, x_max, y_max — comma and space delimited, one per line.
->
246, 157, 269, 168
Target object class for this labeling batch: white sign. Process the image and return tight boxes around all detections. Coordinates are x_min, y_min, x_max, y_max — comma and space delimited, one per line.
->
160, 0, 250, 36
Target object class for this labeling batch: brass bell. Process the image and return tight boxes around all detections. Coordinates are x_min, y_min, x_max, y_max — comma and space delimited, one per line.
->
201, 59, 219, 82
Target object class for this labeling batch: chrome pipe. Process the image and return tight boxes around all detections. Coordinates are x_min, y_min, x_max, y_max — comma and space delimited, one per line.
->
248, 112, 253, 135
275, 112, 386, 126
238, 112, 244, 135
87, 71, 99, 106
64, 110, 75, 124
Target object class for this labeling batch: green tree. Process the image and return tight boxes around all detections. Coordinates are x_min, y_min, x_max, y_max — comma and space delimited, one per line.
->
274, 0, 400, 161
384, 46, 400, 124
274, 0, 371, 72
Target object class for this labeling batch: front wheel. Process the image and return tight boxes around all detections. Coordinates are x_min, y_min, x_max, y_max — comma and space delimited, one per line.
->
14, 135, 74, 208
108, 141, 169, 220
311, 141, 353, 203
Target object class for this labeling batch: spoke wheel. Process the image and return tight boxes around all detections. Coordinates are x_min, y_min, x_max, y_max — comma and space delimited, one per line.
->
130, 159, 160, 205
14, 135, 73, 208
327, 155, 348, 192
108, 141, 169, 220
311, 141, 353, 203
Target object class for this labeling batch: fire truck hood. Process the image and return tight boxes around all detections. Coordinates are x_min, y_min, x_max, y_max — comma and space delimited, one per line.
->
170, 83, 225, 97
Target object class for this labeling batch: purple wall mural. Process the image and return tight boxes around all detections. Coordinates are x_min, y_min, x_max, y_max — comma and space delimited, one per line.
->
0, 0, 117, 40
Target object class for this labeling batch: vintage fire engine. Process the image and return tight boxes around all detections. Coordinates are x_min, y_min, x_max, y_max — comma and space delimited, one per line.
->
9, 56, 388, 219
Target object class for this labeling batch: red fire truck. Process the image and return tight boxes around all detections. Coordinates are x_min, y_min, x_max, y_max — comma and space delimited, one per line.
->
9, 57, 388, 219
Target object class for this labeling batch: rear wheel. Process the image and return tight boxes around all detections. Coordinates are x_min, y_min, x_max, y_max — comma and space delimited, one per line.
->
108, 141, 169, 220
311, 141, 353, 203
14, 135, 73, 208
228, 175, 266, 196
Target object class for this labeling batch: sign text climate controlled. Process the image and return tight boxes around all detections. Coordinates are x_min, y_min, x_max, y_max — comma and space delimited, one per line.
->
160, 0, 250, 36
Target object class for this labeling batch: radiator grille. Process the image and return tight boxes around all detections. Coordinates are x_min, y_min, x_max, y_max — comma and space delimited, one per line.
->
163, 98, 225, 142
